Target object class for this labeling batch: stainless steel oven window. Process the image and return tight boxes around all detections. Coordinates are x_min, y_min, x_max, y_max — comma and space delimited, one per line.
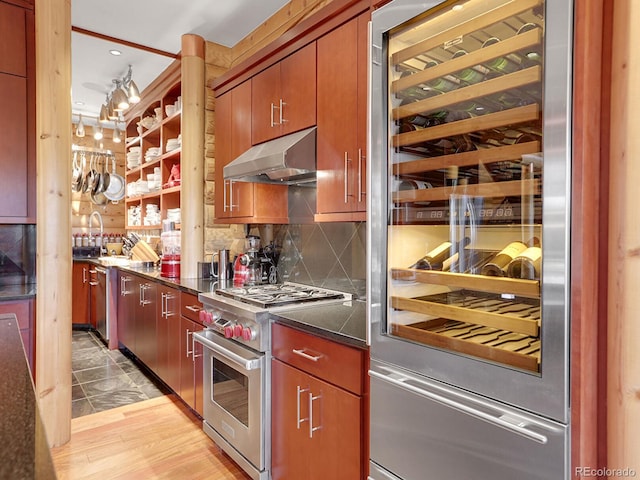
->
210, 357, 250, 427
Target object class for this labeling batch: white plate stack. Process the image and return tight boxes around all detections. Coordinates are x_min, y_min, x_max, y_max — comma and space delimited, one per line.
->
128, 205, 141, 226
144, 204, 161, 226
166, 136, 181, 152
166, 207, 181, 224
145, 146, 161, 162
127, 146, 141, 169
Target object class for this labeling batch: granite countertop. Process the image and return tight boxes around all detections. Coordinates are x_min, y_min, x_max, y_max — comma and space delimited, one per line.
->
0, 314, 57, 479
0, 283, 37, 301
270, 299, 368, 349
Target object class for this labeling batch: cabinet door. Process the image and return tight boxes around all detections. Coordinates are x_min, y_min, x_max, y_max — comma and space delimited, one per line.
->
117, 272, 135, 351
279, 42, 317, 137
135, 280, 157, 370
354, 12, 369, 212
251, 62, 281, 145
316, 18, 360, 216
0, 2, 27, 76
72, 263, 90, 325
157, 285, 180, 392
0, 298, 34, 375
179, 315, 196, 410
272, 359, 363, 480
192, 318, 204, 417
0, 74, 28, 218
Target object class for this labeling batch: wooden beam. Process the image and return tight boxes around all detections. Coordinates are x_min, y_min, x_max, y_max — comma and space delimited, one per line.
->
71, 26, 178, 59
35, 0, 72, 447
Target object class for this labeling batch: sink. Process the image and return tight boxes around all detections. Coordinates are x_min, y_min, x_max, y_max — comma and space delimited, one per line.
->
97, 256, 131, 267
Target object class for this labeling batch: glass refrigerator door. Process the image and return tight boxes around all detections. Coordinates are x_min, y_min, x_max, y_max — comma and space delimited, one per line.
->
369, 0, 572, 422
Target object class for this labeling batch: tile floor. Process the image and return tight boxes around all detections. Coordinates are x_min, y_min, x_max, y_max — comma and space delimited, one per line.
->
72, 329, 169, 418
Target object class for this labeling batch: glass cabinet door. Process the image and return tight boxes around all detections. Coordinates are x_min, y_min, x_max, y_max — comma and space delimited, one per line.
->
386, 0, 545, 373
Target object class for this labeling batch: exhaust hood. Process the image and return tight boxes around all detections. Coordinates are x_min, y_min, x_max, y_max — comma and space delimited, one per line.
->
223, 127, 317, 185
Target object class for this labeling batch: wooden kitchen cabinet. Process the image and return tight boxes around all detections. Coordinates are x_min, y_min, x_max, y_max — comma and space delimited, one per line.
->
72, 262, 90, 325
0, 298, 34, 376
316, 13, 369, 221
0, 1, 35, 223
271, 323, 367, 479
214, 80, 289, 224
129, 275, 157, 371
156, 284, 181, 393
179, 291, 205, 416
251, 42, 317, 145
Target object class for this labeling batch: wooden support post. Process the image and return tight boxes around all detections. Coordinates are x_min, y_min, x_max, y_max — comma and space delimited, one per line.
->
181, 34, 206, 278
35, 0, 72, 446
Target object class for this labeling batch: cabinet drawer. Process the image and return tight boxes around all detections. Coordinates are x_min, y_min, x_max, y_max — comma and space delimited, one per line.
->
272, 323, 365, 395
180, 291, 204, 324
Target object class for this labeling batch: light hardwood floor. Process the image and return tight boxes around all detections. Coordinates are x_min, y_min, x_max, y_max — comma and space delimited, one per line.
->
51, 394, 251, 480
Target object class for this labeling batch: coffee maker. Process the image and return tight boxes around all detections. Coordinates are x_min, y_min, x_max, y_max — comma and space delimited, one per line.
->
233, 235, 278, 286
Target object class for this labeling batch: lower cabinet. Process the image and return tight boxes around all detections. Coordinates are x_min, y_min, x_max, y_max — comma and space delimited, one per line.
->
117, 271, 136, 351
179, 291, 205, 416
271, 323, 367, 479
156, 284, 180, 393
0, 297, 34, 376
133, 276, 157, 371
72, 262, 90, 325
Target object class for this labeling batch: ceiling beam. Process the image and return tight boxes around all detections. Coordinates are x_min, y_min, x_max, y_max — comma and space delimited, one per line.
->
71, 26, 179, 59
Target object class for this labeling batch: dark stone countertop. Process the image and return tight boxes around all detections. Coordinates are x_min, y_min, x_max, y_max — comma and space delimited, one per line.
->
0, 283, 37, 301
0, 314, 57, 479
271, 299, 368, 349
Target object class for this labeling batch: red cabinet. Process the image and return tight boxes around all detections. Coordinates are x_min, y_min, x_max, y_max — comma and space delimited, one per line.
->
72, 262, 90, 325
134, 277, 157, 371
251, 42, 317, 145
117, 271, 136, 351
179, 291, 205, 416
214, 80, 288, 224
271, 323, 367, 479
316, 13, 369, 221
0, 1, 35, 223
0, 298, 34, 376
156, 284, 181, 393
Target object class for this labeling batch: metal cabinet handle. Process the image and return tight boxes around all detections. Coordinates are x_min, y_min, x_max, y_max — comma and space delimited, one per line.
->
279, 98, 287, 125
358, 148, 366, 202
292, 348, 322, 362
140, 284, 151, 306
223, 180, 228, 212
82, 267, 87, 284
309, 392, 322, 438
296, 386, 309, 429
192, 334, 203, 362
228, 180, 238, 211
185, 329, 193, 358
344, 152, 351, 203
162, 292, 175, 318
120, 275, 130, 295
185, 305, 202, 313
88, 281, 99, 286
270, 103, 276, 127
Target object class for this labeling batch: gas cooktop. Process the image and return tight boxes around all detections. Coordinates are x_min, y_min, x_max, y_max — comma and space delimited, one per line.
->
215, 282, 347, 309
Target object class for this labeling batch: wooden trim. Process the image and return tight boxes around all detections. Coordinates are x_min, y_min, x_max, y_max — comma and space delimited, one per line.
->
211, 0, 370, 96
1, 0, 34, 10
71, 26, 178, 59
570, 0, 607, 476
182, 34, 205, 59
313, 211, 367, 222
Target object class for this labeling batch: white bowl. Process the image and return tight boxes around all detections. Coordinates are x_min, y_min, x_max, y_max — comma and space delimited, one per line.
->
165, 105, 176, 117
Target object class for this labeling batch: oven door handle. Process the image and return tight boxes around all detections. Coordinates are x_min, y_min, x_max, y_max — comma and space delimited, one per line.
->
194, 334, 262, 371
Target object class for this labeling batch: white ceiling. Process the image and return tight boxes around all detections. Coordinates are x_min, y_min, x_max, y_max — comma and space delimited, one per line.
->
71, 0, 290, 125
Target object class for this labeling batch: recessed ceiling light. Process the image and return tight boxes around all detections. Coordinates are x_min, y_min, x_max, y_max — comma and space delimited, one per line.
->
109, 49, 122, 56
452, 4, 464, 11
74, 101, 85, 106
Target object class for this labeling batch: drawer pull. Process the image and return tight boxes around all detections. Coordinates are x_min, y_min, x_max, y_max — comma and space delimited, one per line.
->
185, 305, 202, 313
292, 348, 322, 362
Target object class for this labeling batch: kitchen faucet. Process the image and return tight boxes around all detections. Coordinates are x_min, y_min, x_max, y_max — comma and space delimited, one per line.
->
89, 210, 104, 254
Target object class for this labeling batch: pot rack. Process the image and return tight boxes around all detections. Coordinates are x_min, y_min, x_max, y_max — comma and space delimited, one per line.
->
72, 144, 114, 156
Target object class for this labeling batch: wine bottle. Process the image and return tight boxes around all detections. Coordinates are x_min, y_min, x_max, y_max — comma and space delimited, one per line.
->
451, 50, 487, 85
445, 166, 459, 187
423, 60, 458, 93
480, 241, 528, 276
481, 37, 521, 74
506, 246, 542, 280
409, 237, 470, 271
409, 241, 452, 270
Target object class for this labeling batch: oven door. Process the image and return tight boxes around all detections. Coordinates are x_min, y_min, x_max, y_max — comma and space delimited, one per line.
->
195, 330, 266, 475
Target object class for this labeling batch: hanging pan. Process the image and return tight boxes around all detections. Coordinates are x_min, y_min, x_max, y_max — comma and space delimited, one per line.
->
104, 154, 125, 202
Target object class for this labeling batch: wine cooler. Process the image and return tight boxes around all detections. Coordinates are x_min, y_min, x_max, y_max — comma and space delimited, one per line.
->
367, 0, 572, 478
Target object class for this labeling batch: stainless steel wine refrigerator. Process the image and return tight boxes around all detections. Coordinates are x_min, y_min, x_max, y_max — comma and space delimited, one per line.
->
367, 0, 573, 478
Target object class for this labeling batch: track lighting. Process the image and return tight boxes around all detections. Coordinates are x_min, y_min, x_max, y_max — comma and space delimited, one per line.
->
112, 122, 123, 143
94, 125, 103, 140
75, 114, 85, 137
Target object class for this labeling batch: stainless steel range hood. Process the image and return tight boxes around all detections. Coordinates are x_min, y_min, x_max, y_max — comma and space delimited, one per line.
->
223, 127, 316, 185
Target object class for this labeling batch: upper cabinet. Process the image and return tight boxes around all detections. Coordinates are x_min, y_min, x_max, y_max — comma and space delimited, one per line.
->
215, 80, 289, 224
315, 12, 369, 221
251, 43, 317, 145
0, 1, 35, 223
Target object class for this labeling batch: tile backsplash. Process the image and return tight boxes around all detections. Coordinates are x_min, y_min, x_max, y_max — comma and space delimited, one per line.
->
0, 224, 36, 286
270, 186, 366, 299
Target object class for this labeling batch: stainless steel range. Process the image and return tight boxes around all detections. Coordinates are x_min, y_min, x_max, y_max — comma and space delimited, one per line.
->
194, 282, 351, 480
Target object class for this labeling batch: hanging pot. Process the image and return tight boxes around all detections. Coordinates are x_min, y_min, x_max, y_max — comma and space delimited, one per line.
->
104, 155, 125, 202
83, 154, 98, 193
71, 151, 82, 192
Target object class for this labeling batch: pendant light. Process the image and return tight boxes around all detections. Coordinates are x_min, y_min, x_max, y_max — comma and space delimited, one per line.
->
112, 122, 123, 143
124, 65, 141, 104
94, 125, 103, 140
112, 80, 129, 112
99, 103, 109, 124
75, 114, 85, 137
